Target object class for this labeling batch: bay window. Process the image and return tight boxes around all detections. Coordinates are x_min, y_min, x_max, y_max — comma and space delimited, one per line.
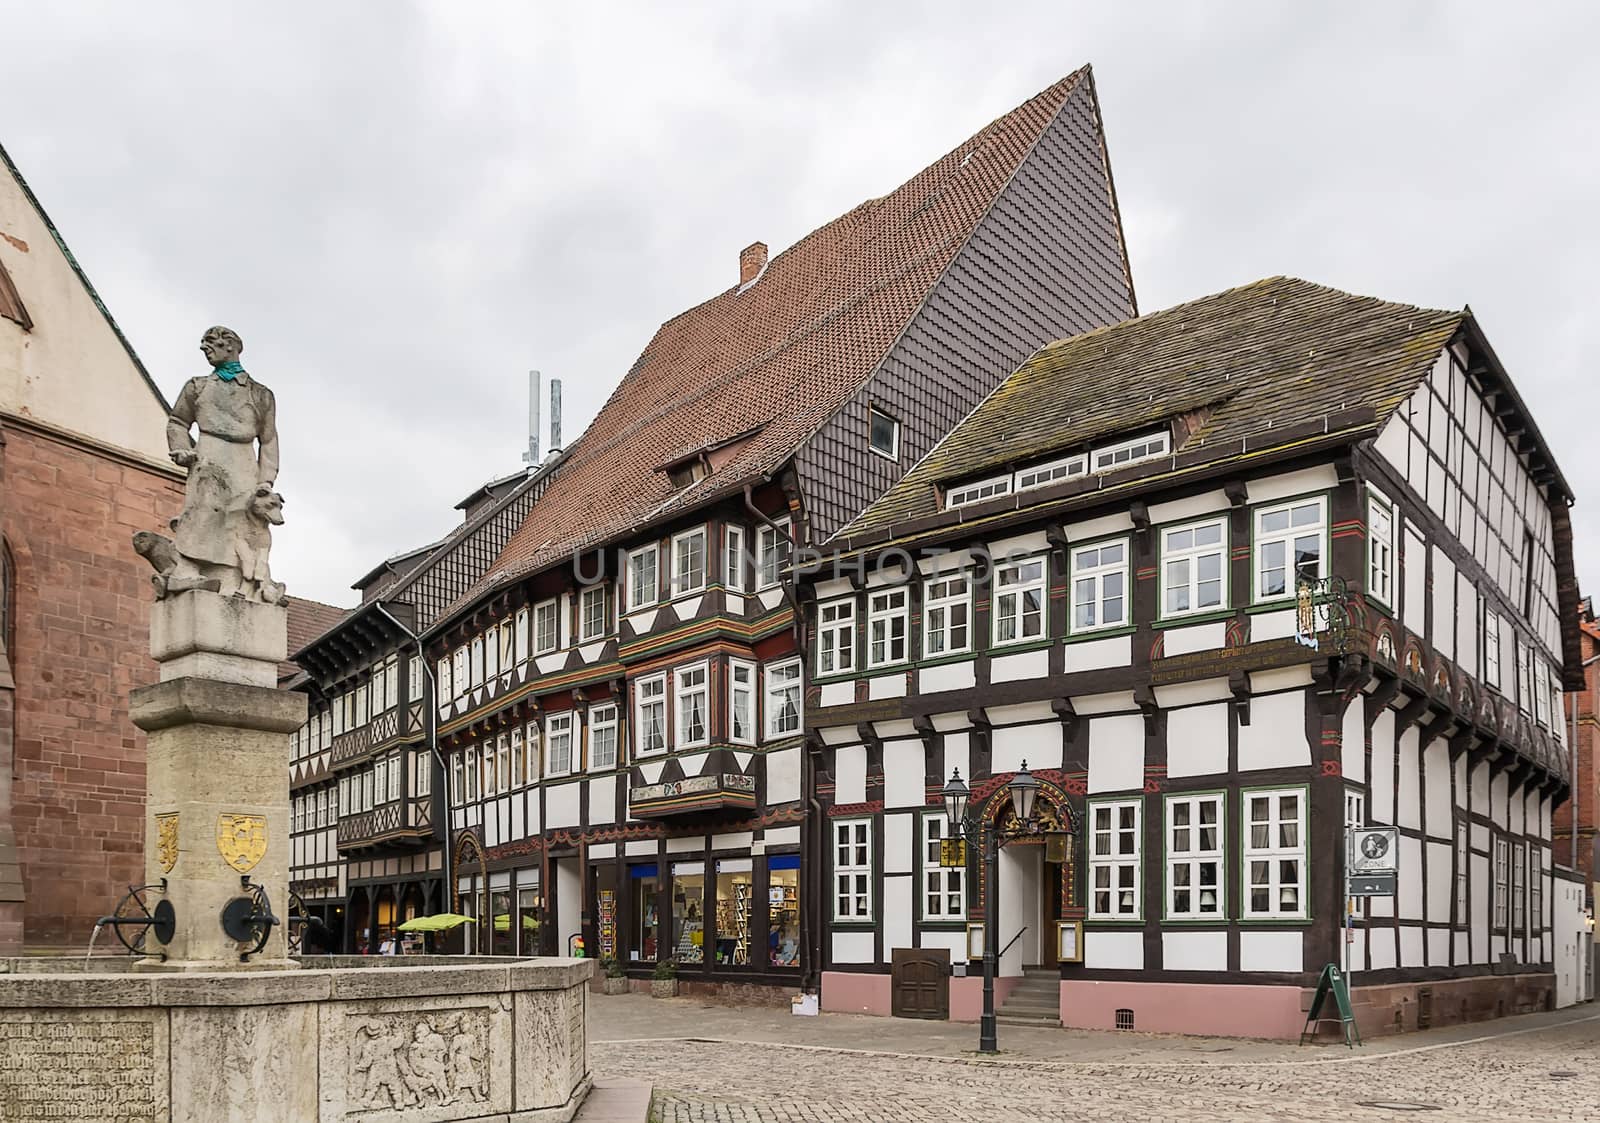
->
675, 663, 709, 748
764, 659, 802, 739
634, 674, 667, 756
589, 704, 618, 771
580, 585, 607, 642
729, 660, 756, 746
546, 713, 574, 777
672, 527, 707, 595
534, 599, 559, 655
627, 544, 659, 611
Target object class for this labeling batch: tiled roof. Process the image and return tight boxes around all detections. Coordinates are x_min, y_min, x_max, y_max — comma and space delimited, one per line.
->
283, 595, 351, 681
445, 68, 1096, 621
839, 277, 1466, 537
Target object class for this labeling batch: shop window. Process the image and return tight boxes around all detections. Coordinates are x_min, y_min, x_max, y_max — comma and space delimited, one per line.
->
630, 865, 661, 962
518, 885, 541, 956
672, 863, 706, 964
768, 856, 801, 967
490, 887, 515, 956
714, 859, 754, 967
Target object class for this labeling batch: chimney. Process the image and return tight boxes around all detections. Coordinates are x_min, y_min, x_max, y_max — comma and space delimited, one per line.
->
522, 369, 542, 468
549, 378, 563, 454
739, 241, 768, 288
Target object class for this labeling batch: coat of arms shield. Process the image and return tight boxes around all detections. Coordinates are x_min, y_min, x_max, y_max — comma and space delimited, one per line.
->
156, 812, 180, 874
216, 813, 268, 873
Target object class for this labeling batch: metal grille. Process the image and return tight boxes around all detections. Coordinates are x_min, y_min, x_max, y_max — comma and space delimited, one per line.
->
1114, 1008, 1134, 1031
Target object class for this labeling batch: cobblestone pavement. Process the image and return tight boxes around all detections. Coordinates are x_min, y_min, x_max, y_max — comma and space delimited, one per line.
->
590, 996, 1600, 1122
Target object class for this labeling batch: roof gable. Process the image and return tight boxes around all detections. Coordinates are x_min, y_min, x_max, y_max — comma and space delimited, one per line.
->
840, 277, 1467, 538
462, 68, 1100, 604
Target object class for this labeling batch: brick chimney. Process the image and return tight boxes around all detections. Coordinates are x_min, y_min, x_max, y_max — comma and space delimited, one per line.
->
739, 242, 768, 288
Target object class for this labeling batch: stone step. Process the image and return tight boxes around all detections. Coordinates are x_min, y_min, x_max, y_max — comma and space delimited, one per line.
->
996, 1014, 1063, 1028
574, 1077, 654, 1122
999, 999, 1062, 1017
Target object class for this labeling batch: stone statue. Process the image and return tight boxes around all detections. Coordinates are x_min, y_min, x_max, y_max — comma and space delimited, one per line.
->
135, 326, 287, 603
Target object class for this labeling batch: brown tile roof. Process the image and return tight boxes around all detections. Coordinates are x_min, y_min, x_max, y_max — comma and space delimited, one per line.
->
443, 67, 1096, 622
283, 595, 351, 682
838, 276, 1466, 539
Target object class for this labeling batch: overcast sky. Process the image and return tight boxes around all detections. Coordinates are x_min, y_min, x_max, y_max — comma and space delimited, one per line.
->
4, 2, 1597, 607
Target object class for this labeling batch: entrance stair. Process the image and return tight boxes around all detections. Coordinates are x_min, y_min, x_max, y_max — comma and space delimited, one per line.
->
995, 966, 1061, 1028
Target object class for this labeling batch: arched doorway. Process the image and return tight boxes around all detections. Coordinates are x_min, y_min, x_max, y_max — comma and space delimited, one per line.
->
973, 774, 1078, 976
452, 830, 488, 954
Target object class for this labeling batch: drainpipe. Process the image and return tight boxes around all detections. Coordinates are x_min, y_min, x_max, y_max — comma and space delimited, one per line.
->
1573, 650, 1600, 869
372, 602, 452, 913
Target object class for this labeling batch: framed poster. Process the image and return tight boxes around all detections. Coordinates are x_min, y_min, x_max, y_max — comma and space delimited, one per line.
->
1056, 919, 1083, 963
965, 923, 985, 961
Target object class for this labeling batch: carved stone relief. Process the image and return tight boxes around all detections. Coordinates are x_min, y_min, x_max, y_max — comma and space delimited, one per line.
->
349, 1010, 490, 1113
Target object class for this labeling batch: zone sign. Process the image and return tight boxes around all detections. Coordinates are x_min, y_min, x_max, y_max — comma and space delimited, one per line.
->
1347, 826, 1399, 875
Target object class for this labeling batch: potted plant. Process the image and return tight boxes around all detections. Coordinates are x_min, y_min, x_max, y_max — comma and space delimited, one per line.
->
600, 957, 629, 995
650, 959, 678, 998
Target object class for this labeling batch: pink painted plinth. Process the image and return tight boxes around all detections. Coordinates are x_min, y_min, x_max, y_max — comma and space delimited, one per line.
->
1060, 979, 1305, 1038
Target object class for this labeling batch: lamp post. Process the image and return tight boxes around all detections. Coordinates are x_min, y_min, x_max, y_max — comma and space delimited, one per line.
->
943, 761, 1043, 1055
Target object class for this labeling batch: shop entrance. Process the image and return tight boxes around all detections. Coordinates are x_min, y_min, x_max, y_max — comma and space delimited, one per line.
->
996, 845, 1042, 975
553, 856, 581, 956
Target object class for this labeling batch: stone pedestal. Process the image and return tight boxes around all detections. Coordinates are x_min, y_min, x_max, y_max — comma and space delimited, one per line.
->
129, 592, 305, 970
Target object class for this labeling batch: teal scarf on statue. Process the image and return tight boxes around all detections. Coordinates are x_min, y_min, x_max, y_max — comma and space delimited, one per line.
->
213, 361, 245, 382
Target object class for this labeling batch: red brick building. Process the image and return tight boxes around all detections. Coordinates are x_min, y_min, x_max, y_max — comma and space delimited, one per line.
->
1553, 600, 1598, 905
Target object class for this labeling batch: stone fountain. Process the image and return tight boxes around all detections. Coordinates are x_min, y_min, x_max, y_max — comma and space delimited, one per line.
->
0, 328, 593, 1122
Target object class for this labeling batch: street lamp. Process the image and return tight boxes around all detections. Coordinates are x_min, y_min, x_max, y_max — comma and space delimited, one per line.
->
944, 761, 1043, 1054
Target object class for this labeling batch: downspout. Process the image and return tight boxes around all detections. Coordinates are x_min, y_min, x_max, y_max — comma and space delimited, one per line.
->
372, 602, 451, 913
1573, 650, 1600, 869
743, 482, 824, 990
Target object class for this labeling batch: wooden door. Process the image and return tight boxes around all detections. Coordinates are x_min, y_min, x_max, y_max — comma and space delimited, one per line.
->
891, 947, 950, 1019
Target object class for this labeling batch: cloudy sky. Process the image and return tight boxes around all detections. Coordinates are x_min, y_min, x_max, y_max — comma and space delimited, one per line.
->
4, 2, 1597, 606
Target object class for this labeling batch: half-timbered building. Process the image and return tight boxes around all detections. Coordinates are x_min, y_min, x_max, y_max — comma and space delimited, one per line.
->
801, 277, 1581, 1037
422, 67, 1138, 996
290, 458, 560, 952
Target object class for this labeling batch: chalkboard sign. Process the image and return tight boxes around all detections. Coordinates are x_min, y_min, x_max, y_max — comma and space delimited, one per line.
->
1300, 963, 1361, 1048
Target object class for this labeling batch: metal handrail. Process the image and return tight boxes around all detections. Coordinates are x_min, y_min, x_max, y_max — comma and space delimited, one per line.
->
997, 926, 1028, 961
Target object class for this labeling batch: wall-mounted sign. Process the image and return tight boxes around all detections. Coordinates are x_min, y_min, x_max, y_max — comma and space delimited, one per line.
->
1348, 827, 1399, 874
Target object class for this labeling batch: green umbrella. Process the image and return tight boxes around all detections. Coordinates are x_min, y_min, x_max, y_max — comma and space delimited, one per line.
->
492, 913, 540, 932
396, 913, 476, 932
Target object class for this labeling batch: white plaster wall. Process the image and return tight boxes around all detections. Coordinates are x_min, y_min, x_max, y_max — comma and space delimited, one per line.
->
546, 782, 580, 828
665, 836, 701, 853
1370, 708, 1396, 824
869, 674, 907, 701
1400, 926, 1425, 968
992, 648, 1050, 684
1239, 930, 1302, 973
1237, 690, 1309, 772
820, 682, 854, 707
1153, 678, 1231, 709
1509, 786, 1524, 835
1252, 609, 1298, 642
625, 840, 656, 856
1426, 840, 1452, 923
1368, 928, 1397, 970
1490, 773, 1508, 829
1453, 754, 1468, 809
835, 745, 867, 805
884, 876, 913, 953
1398, 834, 1424, 920
767, 747, 801, 805
1245, 465, 1339, 504
883, 813, 914, 875
1064, 512, 1134, 541
1167, 702, 1228, 779
881, 740, 925, 809
992, 721, 1061, 772
919, 661, 975, 694
588, 774, 616, 825
1457, 575, 1478, 677
1084, 930, 1144, 971
1471, 854, 1490, 962
1431, 546, 1456, 659
1064, 634, 1132, 673
1148, 489, 1228, 525
941, 733, 970, 794
1162, 930, 1226, 971
832, 931, 874, 963
1373, 414, 1408, 478
1396, 727, 1420, 830
763, 826, 800, 847
1454, 930, 1470, 967
919, 929, 966, 962
1341, 697, 1366, 784
1470, 761, 1489, 814
1403, 527, 1427, 637
1161, 622, 1226, 658
1087, 714, 1145, 793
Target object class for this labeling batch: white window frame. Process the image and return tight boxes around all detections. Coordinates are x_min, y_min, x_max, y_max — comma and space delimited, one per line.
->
945, 474, 1010, 510
1242, 787, 1307, 920
524, 722, 542, 782
729, 659, 756, 746
1346, 789, 1367, 918
724, 525, 746, 593
634, 674, 667, 757
627, 544, 659, 611
868, 406, 900, 461
1483, 607, 1503, 690
534, 598, 559, 655
1492, 836, 1509, 930
1070, 540, 1129, 633
1016, 454, 1087, 492
756, 519, 791, 590
1166, 793, 1224, 919
920, 813, 965, 921
1511, 840, 1525, 933
817, 598, 856, 677
483, 625, 499, 681
763, 659, 802, 740
1088, 799, 1142, 920
866, 587, 909, 669
514, 608, 530, 664
1517, 641, 1533, 715
992, 556, 1047, 646
674, 662, 709, 749
508, 728, 523, 790
1368, 494, 1396, 609
922, 574, 971, 658
588, 704, 619, 772
1160, 518, 1227, 619
580, 585, 607, 643
483, 738, 500, 797
1530, 848, 1543, 934
414, 749, 431, 797
833, 818, 873, 922
671, 526, 707, 596
450, 754, 463, 808
545, 713, 574, 778
464, 745, 478, 802
1253, 495, 1328, 603
1534, 658, 1550, 727
1454, 820, 1468, 925
1091, 429, 1169, 472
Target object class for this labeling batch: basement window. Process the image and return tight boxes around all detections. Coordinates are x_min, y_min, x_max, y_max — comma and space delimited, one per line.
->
869, 407, 899, 460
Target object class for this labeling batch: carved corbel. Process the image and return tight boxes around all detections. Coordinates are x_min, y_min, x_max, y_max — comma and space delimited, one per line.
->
1133, 684, 1160, 738
1051, 696, 1079, 743
1229, 670, 1251, 727
1129, 500, 1151, 539
855, 722, 882, 755
1224, 480, 1249, 509
1394, 694, 1433, 734
966, 708, 992, 756
1334, 454, 1358, 486
572, 686, 589, 709
1417, 711, 1454, 747
1045, 525, 1069, 567
1448, 728, 1479, 762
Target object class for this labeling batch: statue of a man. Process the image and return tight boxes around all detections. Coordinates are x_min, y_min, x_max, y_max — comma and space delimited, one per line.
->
146, 325, 286, 602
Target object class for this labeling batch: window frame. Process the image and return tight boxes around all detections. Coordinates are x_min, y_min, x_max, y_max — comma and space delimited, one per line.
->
920, 812, 965, 922
1511, 840, 1525, 934
866, 587, 909, 669
1070, 539, 1129, 634
945, 474, 1011, 510
992, 555, 1048, 647
1240, 786, 1308, 921
1367, 492, 1397, 610
1016, 453, 1087, 492
1482, 606, 1502, 690
634, 673, 667, 757
579, 585, 608, 643
545, 712, 575, 779
1159, 517, 1228, 620
1091, 429, 1170, 472
763, 658, 803, 740
627, 544, 659, 612
533, 598, 560, 655
524, 721, 542, 783
1252, 494, 1329, 604
671, 526, 708, 597
1492, 835, 1509, 931
868, 406, 900, 461
1088, 798, 1143, 921
1165, 792, 1225, 921
724, 525, 747, 593
729, 659, 757, 747
816, 597, 857, 677
756, 518, 792, 591
832, 818, 874, 922
674, 661, 710, 749
922, 573, 972, 659
1454, 820, 1468, 927
588, 703, 619, 772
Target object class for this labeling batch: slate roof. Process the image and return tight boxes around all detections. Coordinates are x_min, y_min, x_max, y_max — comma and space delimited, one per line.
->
442, 67, 1099, 623
838, 276, 1469, 539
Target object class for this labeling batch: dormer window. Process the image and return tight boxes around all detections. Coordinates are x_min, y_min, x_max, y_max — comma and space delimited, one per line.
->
869, 407, 900, 460
1017, 454, 1086, 491
946, 475, 1011, 509
1091, 430, 1170, 472
943, 426, 1172, 512
667, 458, 709, 489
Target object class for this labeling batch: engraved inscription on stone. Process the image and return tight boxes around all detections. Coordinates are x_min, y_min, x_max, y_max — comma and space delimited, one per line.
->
0, 1021, 158, 1122
349, 1009, 490, 1114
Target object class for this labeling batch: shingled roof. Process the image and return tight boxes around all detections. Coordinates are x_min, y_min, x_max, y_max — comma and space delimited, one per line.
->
443, 66, 1114, 621
282, 595, 351, 684
837, 277, 1471, 539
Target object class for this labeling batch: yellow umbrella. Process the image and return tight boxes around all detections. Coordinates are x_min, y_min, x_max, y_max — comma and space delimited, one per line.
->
396, 913, 476, 932
492, 913, 539, 932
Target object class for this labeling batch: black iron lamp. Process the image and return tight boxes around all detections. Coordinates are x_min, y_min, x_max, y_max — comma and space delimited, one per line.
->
941, 768, 970, 836
1008, 760, 1039, 823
